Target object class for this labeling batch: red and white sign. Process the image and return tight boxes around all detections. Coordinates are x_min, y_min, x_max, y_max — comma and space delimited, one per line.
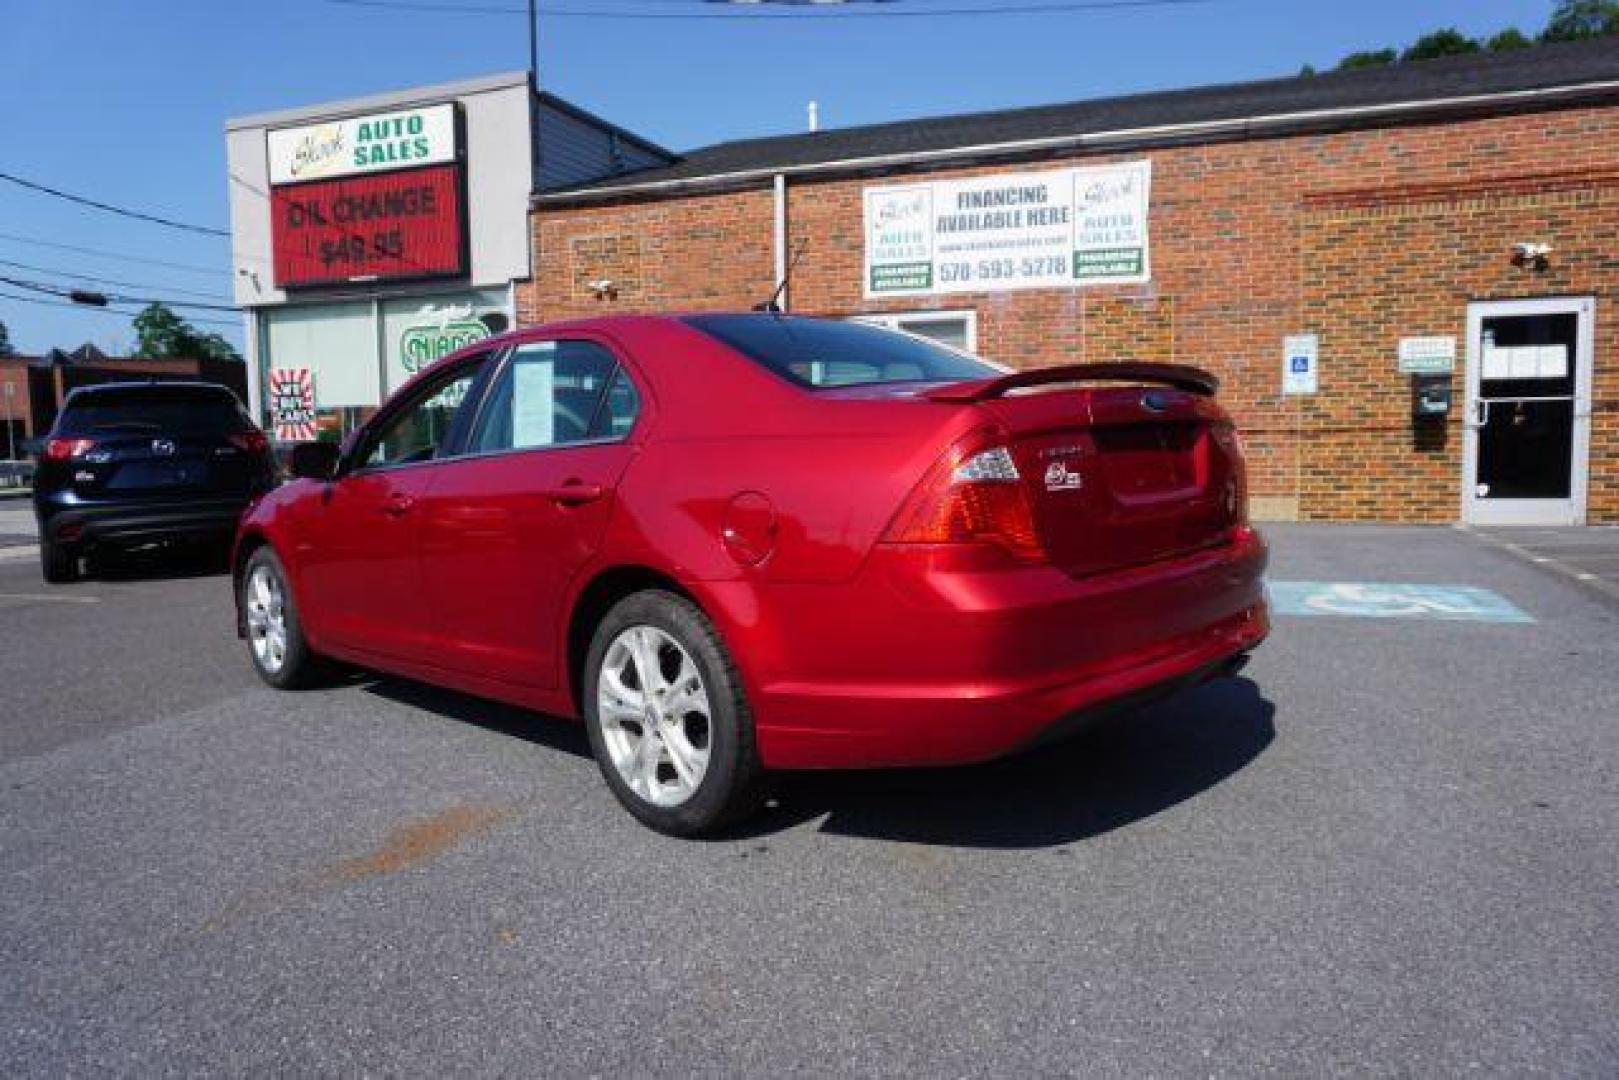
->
270, 164, 465, 287
269, 368, 317, 441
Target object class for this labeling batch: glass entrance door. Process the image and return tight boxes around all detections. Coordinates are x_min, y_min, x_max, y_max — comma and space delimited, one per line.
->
1463, 298, 1594, 525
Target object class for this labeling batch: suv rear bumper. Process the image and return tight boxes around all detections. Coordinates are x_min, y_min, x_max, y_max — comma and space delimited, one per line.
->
36, 496, 252, 548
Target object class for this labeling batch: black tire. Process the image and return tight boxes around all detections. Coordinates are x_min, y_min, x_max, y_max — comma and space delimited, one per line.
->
240, 546, 327, 690
40, 538, 78, 584
582, 590, 766, 836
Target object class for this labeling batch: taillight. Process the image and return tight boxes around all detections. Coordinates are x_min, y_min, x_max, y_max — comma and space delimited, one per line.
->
44, 438, 96, 461
229, 430, 270, 453
885, 438, 1046, 563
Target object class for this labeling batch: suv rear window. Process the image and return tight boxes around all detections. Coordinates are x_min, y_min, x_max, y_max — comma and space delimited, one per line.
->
57, 387, 251, 437
685, 314, 998, 390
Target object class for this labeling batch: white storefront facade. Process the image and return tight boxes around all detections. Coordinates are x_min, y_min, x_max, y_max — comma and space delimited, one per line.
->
226, 72, 670, 439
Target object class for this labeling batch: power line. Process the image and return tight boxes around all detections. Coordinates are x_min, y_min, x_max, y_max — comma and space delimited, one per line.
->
323, 0, 1213, 19
0, 232, 232, 278
0, 275, 240, 314
0, 170, 231, 238
0, 289, 241, 329
0, 258, 234, 303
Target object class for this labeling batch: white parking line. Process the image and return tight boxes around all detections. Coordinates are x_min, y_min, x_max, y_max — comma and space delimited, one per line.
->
0, 592, 100, 604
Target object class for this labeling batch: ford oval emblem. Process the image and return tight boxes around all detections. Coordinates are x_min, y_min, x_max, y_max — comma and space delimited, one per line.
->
1141, 390, 1173, 413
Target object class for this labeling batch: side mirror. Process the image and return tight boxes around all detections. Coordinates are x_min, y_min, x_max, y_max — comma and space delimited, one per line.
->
289, 440, 341, 481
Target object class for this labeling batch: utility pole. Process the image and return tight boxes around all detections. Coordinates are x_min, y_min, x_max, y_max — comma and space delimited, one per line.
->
527, 0, 539, 90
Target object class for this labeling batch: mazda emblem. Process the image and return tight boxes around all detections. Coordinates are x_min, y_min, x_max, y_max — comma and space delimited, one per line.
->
1141, 390, 1172, 413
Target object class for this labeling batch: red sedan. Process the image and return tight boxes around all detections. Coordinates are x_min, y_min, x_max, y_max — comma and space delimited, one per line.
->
234, 314, 1268, 834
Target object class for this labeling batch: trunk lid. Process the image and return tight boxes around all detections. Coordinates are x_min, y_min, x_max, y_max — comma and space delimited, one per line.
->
969, 374, 1243, 577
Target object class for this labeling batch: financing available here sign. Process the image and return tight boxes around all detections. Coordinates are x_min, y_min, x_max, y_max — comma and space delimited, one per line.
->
863, 161, 1152, 297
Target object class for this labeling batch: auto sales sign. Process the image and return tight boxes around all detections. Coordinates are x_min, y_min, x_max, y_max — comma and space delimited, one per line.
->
864, 161, 1152, 297
268, 103, 465, 288
267, 104, 458, 185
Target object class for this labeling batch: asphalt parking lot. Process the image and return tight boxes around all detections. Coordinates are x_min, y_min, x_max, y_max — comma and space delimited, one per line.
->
2, 522, 1616, 1074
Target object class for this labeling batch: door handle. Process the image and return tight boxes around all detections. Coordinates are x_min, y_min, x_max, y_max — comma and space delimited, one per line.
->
382, 493, 415, 517
540, 482, 605, 506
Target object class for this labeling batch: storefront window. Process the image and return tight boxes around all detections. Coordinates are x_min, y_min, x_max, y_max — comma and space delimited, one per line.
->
260, 289, 512, 441
381, 289, 509, 394
850, 310, 979, 353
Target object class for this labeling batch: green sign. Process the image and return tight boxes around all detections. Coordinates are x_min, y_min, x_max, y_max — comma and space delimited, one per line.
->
400, 319, 491, 375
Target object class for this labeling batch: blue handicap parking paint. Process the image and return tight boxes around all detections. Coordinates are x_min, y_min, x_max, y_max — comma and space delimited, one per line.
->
1266, 581, 1534, 624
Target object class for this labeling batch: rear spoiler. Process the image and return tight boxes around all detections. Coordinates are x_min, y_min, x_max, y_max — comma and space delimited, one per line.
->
924, 362, 1219, 403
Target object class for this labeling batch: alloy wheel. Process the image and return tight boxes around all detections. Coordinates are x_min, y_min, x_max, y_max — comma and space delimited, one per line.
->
596, 625, 714, 807
245, 563, 289, 675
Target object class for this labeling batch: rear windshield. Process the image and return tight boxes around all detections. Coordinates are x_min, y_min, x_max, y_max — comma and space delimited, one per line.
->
685, 314, 998, 390
57, 387, 250, 436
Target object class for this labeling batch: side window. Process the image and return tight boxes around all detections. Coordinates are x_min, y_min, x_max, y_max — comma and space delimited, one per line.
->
470, 340, 638, 454
359, 362, 486, 469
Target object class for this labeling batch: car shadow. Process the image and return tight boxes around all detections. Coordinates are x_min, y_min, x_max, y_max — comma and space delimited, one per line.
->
87, 543, 232, 582
740, 676, 1277, 848
359, 672, 1274, 850
360, 677, 595, 761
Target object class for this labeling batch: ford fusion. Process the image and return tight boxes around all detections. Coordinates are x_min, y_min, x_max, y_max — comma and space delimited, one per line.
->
233, 315, 1267, 835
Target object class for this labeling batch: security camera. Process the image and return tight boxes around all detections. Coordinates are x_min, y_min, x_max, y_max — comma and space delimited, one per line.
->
587, 278, 617, 299
1512, 243, 1552, 269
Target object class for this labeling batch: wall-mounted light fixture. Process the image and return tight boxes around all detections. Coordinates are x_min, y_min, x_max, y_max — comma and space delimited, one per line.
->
1511, 242, 1552, 271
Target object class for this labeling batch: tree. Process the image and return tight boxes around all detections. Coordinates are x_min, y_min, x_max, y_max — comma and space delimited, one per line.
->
131, 303, 240, 362
1401, 29, 1481, 62
1338, 48, 1398, 70
0, 319, 14, 358
1487, 27, 1534, 51
1542, 0, 1619, 41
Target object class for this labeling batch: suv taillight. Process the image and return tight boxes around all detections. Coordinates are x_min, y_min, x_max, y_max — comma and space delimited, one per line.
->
44, 438, 96, 461
885, 437, 1046, 563
229, 430, 270, 454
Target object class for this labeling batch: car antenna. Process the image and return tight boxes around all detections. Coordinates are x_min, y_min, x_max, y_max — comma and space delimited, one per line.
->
754, 239, 808, 313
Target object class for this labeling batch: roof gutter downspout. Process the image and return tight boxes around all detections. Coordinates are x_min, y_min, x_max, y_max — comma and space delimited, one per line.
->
773, 173, 788, 312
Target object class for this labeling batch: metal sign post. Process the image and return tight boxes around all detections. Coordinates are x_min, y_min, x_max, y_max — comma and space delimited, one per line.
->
3, 380, 15, 463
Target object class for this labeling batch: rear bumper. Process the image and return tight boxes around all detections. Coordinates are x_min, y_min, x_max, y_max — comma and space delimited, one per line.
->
720, 527, 1269, 770
36, 496, 251, 548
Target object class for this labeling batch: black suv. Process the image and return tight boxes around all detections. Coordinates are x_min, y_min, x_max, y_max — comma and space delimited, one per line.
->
33, 382, 276, 582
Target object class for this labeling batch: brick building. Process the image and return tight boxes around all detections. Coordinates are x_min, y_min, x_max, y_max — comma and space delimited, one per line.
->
522, 39, 1619, 525
0, 348, 248, 459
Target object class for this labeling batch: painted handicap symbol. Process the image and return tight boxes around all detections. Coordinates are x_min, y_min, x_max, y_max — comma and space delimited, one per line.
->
1267, 581, 1534, 623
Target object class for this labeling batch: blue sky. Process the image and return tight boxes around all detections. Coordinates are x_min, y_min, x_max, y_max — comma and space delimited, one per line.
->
0, 0, 1558, 354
